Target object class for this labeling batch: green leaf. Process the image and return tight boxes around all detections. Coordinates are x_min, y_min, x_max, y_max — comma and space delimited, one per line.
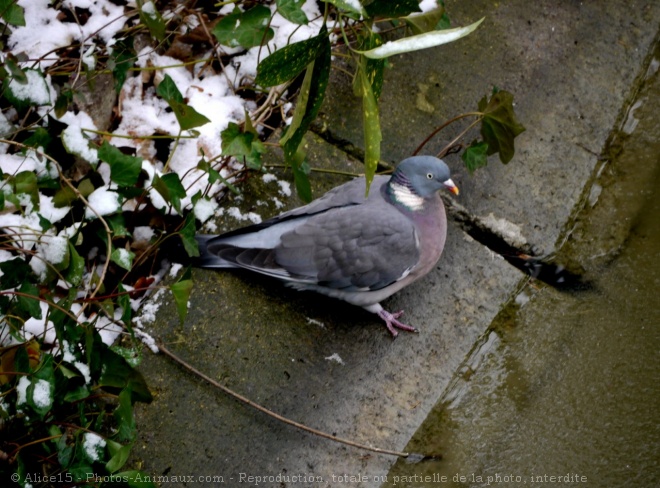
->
290, 148, 311, 203
323, 0, 366, 16
404, 5, 447, 34
212, 5, 274, 49
14, 170, 39, 207
5, 54, 27, 83
358, 32, 385, 100
98, 141, 143, 186
27, 355, 55, 417
64, 384, 91, 402
114, 387, 137, 442
358, 56, 382, 194
255, 32, 325, 87
478, 90, 526, 164
152, 173, 186, 214
137, 0, 166, 41
97, 341, 152, 403
109, 38, 135, 93
106, 440, 133, 473
365, 0, 421, 18
280, 28, 331, 161
170, 100, 211, 131
276, 0, 308, 24
111, 247, 135, 271
64, 242, 85, 286
221, 122, 266, 170
107, 213, 129, 237
180, 212, 199, 257
114, 471, 158, 488
170, 278, 193, 324
17, 281, 42, 319
23, 127, 52, 149
360, 17, 484, 58
117, 283, 133, 327
461, 140, 489, 173
156, 74, 183, 104
0, 0, 25, 26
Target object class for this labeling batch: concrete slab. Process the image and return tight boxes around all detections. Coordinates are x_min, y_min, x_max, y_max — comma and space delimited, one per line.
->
321, 0, 660, 251
129, 1, 660, 486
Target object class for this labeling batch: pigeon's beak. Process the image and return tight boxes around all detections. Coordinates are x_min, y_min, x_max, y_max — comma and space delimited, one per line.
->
443, 179, 459, 196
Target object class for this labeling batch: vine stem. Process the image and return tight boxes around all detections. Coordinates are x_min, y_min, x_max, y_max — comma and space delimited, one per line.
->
412, 112, 482, 156
157, 342, 410, 459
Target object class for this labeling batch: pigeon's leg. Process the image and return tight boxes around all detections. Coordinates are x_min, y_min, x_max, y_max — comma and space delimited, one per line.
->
365, 304, 418, 337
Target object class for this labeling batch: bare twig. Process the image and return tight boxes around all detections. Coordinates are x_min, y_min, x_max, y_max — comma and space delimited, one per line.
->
157, 342, 410, 458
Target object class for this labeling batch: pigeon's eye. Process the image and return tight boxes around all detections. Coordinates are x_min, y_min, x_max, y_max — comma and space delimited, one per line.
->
426, 173, 434, 179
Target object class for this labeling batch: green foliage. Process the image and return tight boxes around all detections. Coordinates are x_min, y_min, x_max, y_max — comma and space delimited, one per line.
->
0, 0, 26, 26
213, 6, 274, 48
99, 141, 143, 186
221, 121, 266, 170
157, 74, 211, 131
276, 0, 308, 25
478, 90, 526, 164
0, 2, 525, 484
153, 172, 187, 214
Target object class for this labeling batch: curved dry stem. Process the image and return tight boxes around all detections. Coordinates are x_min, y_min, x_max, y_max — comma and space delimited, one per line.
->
157, 343, 410, 459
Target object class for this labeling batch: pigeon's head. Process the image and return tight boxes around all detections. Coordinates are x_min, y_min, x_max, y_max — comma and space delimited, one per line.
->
393, 156, 459, 198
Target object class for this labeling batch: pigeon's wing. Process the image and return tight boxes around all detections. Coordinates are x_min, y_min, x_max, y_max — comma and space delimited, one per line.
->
199, 176, 389, 269
275, 201, 420, 291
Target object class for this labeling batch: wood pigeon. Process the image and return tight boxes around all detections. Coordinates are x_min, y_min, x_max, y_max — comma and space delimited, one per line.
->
196, 156, 459, 336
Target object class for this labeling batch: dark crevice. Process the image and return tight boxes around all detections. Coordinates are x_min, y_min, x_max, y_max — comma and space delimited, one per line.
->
442, 196, 591, 291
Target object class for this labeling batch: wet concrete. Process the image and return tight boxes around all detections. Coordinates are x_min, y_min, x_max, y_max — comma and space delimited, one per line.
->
384, 52, 660, 485
130, 2, 660, 487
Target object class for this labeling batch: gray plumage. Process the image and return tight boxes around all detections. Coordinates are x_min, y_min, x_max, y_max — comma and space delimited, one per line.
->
196, 156, 458, 336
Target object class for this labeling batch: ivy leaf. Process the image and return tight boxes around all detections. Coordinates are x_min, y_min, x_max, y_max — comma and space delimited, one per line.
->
14, 171, 39, 207
152, 173, 186, 214
365, 0, 421, 18
290, 147, 311, 203
98, 142, 143, 187
461, 140, 489, 173
255, 32, 325, 87
109, 38, 135, 93
276, 0, 308, 25
358, 55, 382, 195
111, 248, 135, 271
0, 0, 26, 26
137, 0, 166, 41
180, 212, 200, 257
170, 100, 211, 131
96, 336, 152, 404
221, 122, 266, 170
156, 74, 183, 104
170, 278, 193, 325
323, 0, 366, 16
360, 18, 484, 59
478, 90, 526, 164
65, 242, 85, 286
18, 281, 42, 319
23, 127, 52, 150
212, 6, 274, 49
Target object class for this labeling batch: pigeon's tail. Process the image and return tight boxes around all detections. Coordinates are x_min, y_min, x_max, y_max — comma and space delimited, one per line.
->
195, 235, 236, 268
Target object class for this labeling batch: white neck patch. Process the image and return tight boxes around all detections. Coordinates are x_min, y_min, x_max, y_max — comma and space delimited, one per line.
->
390, 182, 425, 211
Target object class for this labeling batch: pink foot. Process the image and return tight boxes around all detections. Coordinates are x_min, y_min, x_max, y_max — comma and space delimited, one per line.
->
376, 309, 418, 338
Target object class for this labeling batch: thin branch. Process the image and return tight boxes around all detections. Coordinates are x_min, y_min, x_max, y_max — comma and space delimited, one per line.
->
157, 343, 410, 459
412, 112, 482, 156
